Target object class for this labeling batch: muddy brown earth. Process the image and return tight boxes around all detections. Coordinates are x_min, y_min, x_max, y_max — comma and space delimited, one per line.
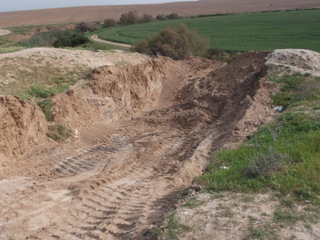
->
0, 52, 276, 239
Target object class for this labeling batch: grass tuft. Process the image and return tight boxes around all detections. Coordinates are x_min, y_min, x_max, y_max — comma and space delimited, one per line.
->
47, 124, 71, 142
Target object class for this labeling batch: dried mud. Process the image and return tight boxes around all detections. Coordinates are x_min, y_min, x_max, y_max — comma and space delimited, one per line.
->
0, 52, 276, 239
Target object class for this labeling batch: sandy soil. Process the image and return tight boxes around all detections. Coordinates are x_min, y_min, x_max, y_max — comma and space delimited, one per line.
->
0, 51, 276, 239
0, 0, 320, 27
0, 47, 148, 85
90, 34, 131, 48
175, 192, 320, 240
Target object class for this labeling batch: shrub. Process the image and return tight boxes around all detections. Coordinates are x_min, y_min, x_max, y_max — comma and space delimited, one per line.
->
53, 32, 89, 48
21, 32, 56, 47
140, 13, 153, 23
37, 99, 53, 121
103, 18, 117, 28
120, 11, 140, 25
166, 13, 180, 20
77, 22, 99, 33
156, 14, 166, 21
132, 24, 209, 60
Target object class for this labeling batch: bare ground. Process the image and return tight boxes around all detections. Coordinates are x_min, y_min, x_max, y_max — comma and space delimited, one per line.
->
1, 0, 320, 27
90, 35, 131, 49
0, 51, 276, 239
0, 29, 11, 36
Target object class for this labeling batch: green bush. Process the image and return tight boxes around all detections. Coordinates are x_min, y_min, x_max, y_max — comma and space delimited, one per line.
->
37, 99, 53, 121
29, 85, 54, 98
132, 24, 209, 60
103, 18, 117, 28
53, 32, 89, 48
120, 11, 140, 25
166, 13, 180, 20
140, 13, 153, 23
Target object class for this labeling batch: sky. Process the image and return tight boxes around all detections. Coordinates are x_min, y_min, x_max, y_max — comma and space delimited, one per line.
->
0, 0, 195, 13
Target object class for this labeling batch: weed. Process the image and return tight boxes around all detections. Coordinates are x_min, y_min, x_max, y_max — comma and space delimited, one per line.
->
37, 99, 53, 121
154, 211, 190, 239
29, 84, 54, 98
280, 197, 295, 208
273, 210, 298, 225
248, 225, 277, 239
196, 111, 320, 202
181, 197, 199, 208
241, 150, 285, 178
47, 124, 71, 142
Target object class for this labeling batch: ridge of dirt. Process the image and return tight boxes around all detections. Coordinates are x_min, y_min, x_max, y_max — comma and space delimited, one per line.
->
0, 96, 48, 176
266, 49, 320, 77
0, 52, 275, 239
0, 48, 148, 85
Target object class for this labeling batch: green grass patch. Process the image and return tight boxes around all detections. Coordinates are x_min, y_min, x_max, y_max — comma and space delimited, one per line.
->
0, 46, 26, 54
196, 73, 320, 203
248, 225, 277, 240
181, 197, 199, 208
0, 56, 90, 99
196, 112, 320, 202
271, 73, 320, 109
96, 9, 320, 52
37, 99, 53, 121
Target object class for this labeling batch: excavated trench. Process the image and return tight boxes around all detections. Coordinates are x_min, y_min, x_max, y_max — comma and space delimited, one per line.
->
0, 52, 274, 239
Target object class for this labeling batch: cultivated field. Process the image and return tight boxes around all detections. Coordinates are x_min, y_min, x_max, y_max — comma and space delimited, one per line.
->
97, 9, 320, 52
0, 0, 320, 27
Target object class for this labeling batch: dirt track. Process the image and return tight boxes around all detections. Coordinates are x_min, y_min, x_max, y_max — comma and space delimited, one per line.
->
90, 34, 131, 48
0, 52, 276, 239
1, 0, 320, 27
0, 29, 10, 36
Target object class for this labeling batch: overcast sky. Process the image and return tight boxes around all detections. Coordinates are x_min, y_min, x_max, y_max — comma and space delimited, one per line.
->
0, 0, 195, 13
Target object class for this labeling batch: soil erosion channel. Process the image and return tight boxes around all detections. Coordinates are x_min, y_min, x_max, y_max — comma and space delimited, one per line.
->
0, 52, 271, 239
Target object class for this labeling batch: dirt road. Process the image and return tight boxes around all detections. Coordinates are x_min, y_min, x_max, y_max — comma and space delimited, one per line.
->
0, 52, 274, 239
90, 34, 131, 49
0, 28, 10, 36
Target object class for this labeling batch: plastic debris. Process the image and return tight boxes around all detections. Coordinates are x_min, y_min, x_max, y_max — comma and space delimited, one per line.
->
273, 106, 283, 112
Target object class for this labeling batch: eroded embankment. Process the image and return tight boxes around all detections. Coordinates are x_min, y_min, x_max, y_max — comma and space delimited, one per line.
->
0, 52, 276, 239
0, 96, 48, 169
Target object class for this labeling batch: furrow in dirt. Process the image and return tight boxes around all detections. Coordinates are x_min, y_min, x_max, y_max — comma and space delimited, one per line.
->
0, 52, 277, 239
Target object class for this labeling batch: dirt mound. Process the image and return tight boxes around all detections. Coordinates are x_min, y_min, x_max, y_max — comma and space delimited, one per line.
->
266, 49, 320, 77
52, 57, 174, 129
0, 96, 47, 172
0, 52, 276, 239
0, 48, 148, 86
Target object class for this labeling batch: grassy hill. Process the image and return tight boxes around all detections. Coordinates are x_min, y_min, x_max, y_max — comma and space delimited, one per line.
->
97, 9, 320, 52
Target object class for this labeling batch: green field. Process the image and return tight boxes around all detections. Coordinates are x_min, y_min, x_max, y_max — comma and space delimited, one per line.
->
97, 9, 320, 52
